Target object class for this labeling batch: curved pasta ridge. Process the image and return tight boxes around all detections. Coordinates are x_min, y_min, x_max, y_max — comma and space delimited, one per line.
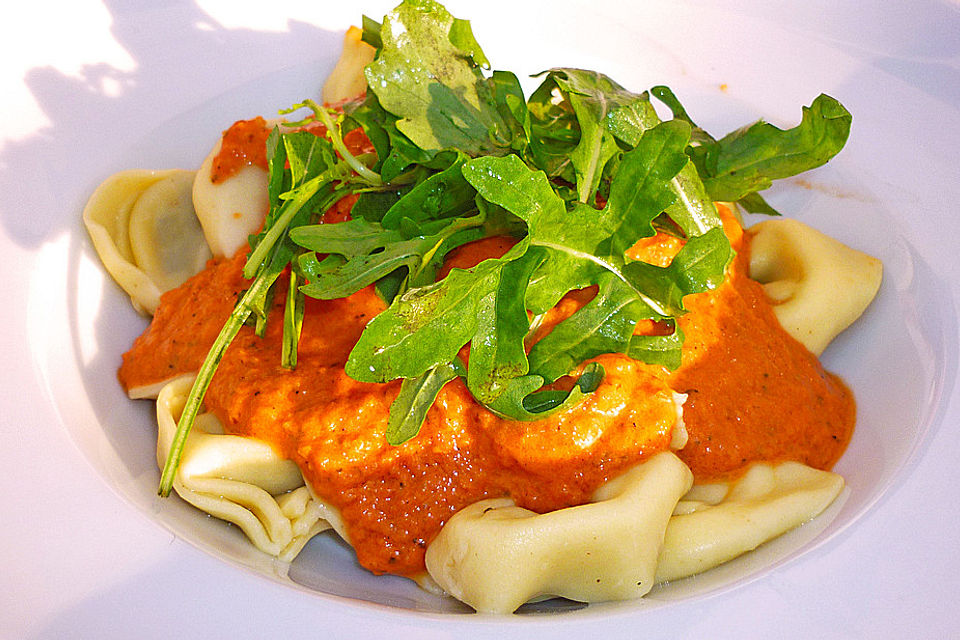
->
655, 461, 843, 583
192, 128, 273, 258
155, 375, 346, 561
82, 169, 212, 315
748, 218, 882, 355
423, 452, 843, 613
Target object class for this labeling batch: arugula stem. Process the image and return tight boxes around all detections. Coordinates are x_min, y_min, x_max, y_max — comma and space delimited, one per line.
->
244, 191, 315, 279
253, 285, 275, 337
157, 274, 273, 496
160, 179, 363, 495
282, 270, 304, 369
305, 100, 383, 187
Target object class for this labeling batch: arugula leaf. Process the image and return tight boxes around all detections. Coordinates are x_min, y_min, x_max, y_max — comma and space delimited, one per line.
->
461, 154, 602, 312
448, 17, 490, 68
379, 118, 440, 180
345, 92, 426, 180
527, 274, 653, 384
344, 241, 530, 383
466, 249, 545, 404
343, 93, 394, 174
622, 227, 733, 315
490, 70, 530, 152
548, 71, 624, 204
351, 190, 407, 223
386, 361, 460, 445
380, 153, 477, 228
535, 69, 651, 146
737, 191, 781, 215
293, 217, 401, 256
364, 0, 509, 155
484, 362, 605, 421
360, 14, 383, 49
650, 85, 719, 151
525, 77, 578, 182
695, 94, 852, 206
374, 267, 408, 306
627, 324, 684, 370
462, 120, 693, 315
541, 69, 724, 236
526, 69, 640, 203
294, 213, 485, 300
599, 119, 690, 254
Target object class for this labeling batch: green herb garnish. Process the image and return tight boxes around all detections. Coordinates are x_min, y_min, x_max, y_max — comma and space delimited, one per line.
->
157, 0, 850, 496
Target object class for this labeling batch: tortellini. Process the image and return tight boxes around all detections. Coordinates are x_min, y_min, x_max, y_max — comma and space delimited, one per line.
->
655, 461, 843, 583
748, 218, 882, 355
425, 452, 693, 614
422, 453, 843, 613
82, 169, 212, 315
192, 136, 271, 258
156, 375, 345, 560
322, 26, 377, 104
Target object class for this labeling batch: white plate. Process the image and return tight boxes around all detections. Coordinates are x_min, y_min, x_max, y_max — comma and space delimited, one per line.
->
3, 1, 959, 637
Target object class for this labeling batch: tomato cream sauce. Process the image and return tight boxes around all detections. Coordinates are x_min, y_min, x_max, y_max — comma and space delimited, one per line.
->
210, 117, 271, 183
665, 215, 855, 480
118, 203, 854, 577
210, 115, 375, 184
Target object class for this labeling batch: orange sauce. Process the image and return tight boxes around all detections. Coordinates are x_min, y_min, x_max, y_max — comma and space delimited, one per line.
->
210, 116, 375, 184
626, 208, 854, 480
669, 228, 854, 481
210, 117, 271, 183
119, 153, 854, 576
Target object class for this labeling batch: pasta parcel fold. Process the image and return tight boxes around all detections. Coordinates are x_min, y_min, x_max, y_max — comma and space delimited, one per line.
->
655, 461, 844, 584
749, 218, 883, 355
155, 375, 344, 561
424, 452, 693, 613
82, 169, 211, 315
